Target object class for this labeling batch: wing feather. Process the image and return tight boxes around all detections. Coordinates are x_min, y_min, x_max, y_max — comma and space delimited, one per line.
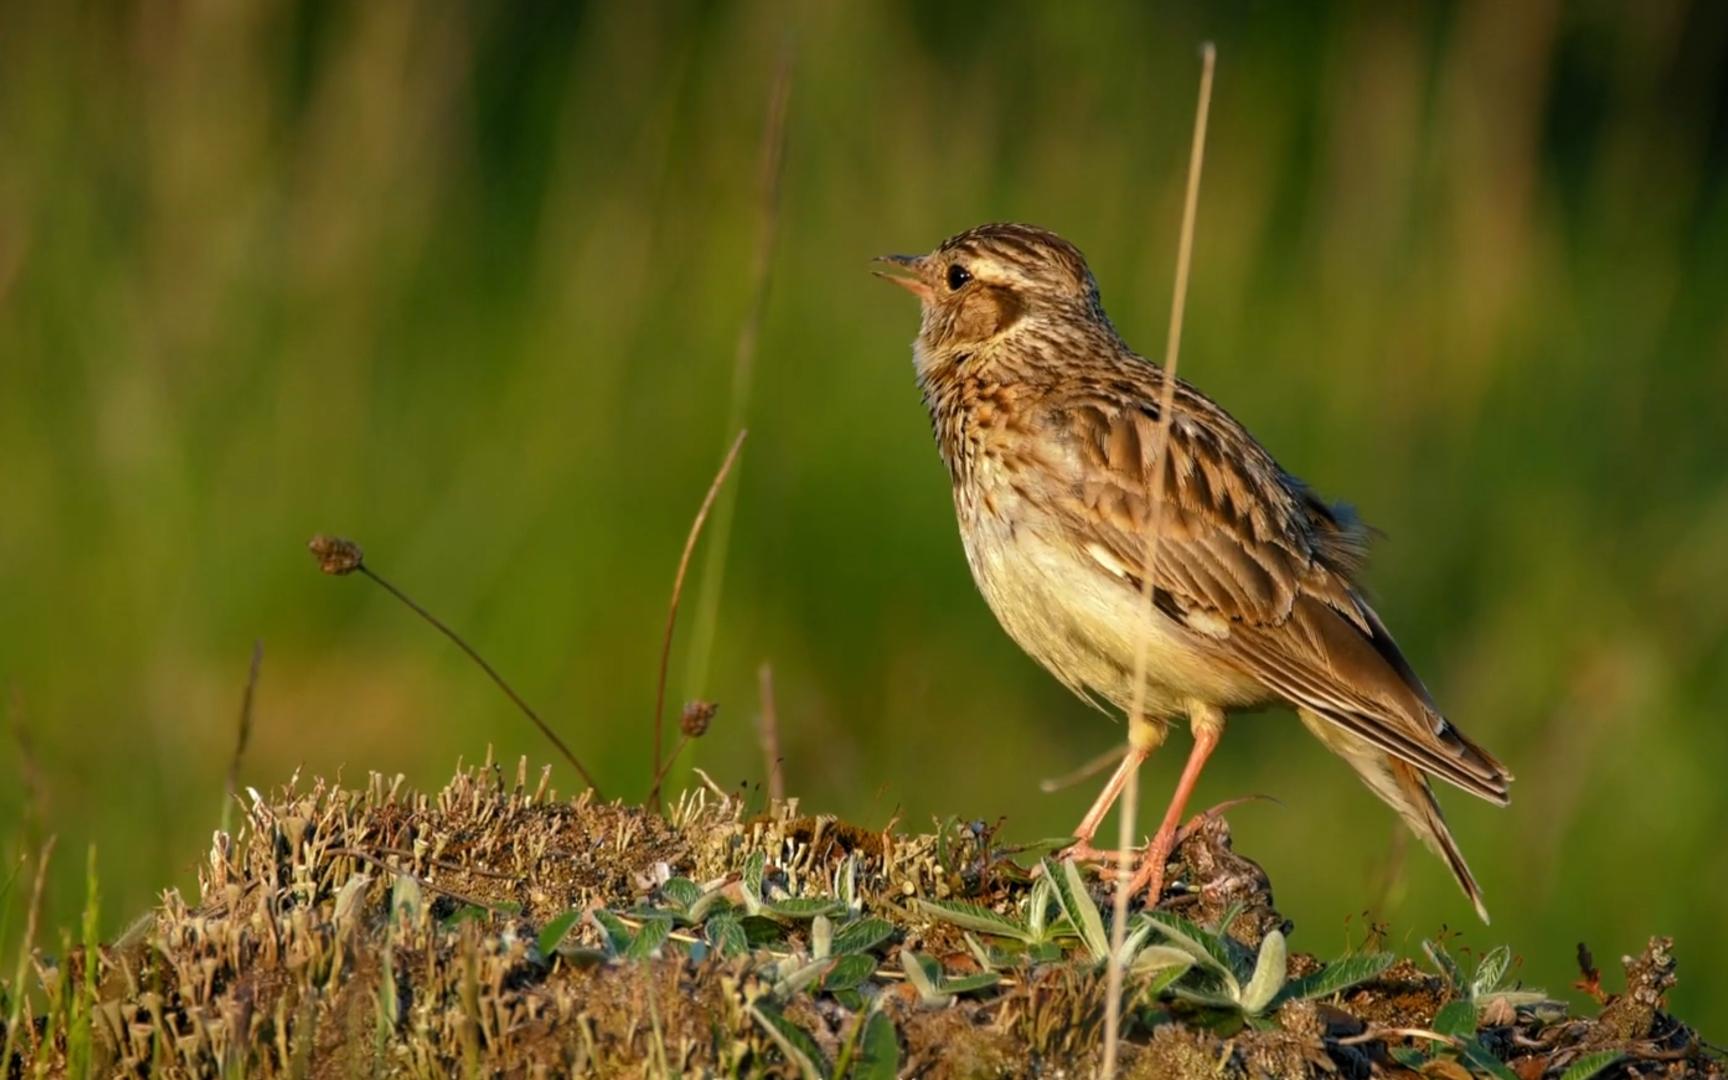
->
1047, 376, 1511, 803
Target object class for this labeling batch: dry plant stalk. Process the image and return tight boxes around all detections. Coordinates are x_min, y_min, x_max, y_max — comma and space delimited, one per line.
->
649, 430, 748, 807
1102, 42, 1217, 1079
306, 535, 602, 795
221, 640, 263, 834
681, 49, 794, 703
756, 662, 784, 802
647, 700, 719, 794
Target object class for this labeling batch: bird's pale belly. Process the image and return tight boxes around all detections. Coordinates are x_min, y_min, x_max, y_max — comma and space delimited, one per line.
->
957, 502, 1267, 721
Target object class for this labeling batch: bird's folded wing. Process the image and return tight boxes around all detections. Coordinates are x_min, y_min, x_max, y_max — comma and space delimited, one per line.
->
1052, 392, 1511, 804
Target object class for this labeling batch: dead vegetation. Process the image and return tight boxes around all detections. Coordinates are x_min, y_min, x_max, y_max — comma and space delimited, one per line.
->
0, 756, 1718, 1077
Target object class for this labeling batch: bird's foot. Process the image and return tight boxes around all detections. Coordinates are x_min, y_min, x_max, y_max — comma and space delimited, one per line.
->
1124, 827, 1179, 905
1060, 840, 1137, 866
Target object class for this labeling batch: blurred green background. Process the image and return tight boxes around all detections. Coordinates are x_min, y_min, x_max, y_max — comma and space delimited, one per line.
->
3, 0, 1726, 1028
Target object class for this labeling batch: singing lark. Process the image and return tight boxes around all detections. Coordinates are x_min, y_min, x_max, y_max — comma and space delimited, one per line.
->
876, 222, 1511, 920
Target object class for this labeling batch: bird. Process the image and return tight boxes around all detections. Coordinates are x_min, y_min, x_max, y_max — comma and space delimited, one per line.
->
875, 222, 1511, 921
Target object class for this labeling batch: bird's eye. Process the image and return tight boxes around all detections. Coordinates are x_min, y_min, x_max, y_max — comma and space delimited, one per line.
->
946, 264, 972, 290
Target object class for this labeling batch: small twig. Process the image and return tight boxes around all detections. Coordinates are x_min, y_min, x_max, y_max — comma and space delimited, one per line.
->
1039, 743, 1127, 794
327, 848, 514, 913
649, 430, 748, 808
756, 662, 784, 802
307, 535, 602, 796
367, 846, 518, 881
221, 640, 263, 835
689, 767, 732, 802
1104, 42, 1216, 1080
2, 836, 57, 1069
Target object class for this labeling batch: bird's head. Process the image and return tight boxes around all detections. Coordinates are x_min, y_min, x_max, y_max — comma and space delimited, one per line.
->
875, 222, 1105, 370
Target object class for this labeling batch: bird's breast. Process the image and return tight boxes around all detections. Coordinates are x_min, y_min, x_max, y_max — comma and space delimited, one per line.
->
952, 481, 1262, 720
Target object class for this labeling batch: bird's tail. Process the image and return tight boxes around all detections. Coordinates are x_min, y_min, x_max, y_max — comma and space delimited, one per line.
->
1297, 710, 1490, 923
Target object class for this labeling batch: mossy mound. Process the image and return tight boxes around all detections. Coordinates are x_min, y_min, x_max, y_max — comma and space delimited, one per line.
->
1, 759, 1718, 1077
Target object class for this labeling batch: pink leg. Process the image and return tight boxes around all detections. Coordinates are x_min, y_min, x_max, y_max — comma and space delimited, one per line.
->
1064, 744, 1149, 863
1128, 719, 1223, 902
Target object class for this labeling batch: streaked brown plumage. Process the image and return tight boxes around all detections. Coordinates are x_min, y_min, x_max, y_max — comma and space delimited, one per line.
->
877, 222, 1511, 921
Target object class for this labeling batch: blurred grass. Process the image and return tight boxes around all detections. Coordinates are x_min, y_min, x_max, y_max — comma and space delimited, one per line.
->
1, 0, 1725, 1029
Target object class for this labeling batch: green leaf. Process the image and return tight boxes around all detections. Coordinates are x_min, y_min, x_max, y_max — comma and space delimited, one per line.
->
830, 918, 895, 956
1557, 1050, 1624, 1080
1026, 941, 1064, 964
625, 916, 672, 961
440, 904, 490, 931
685, 884, 732, 925
1129, 945, 1196, 978
899, 951, 948, 1006
939, 972, 1001, 996
1239, 929, 1288, 1015
1432, 998, 1477, 1039
592, 909, 635, 955
1461, 1038, 1518, 1080
1043, 859, 1108, 962
934, 815, 959, 869
707, 914, 749, 958
1276, 951, 1395, 1005
774, 958, 831, 998
389, 873, 424, 925
1424, 938, 1466, 993
834, 854, 859, 915
1139, 911, 1241, 989
851, 1011, 899, 1080
750, 1005, 832, 1080
766, 897, 846, 921
535, 910, 584, 958
742, 914, 788, 946
1169, 984, 1244, 1010
820, 954, 877, 993
742, 851, 766, 914
1472, 945, 1512, 998
915, 898, 1033, 943
660, 877, 702, 910
812, 915, 834, 960
1137, 959, 1192, 1000
1001, 837, 1081, 864
1025, 876, 1056, 940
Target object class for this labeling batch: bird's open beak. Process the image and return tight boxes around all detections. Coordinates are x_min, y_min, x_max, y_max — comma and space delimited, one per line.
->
872, 253, 932, 300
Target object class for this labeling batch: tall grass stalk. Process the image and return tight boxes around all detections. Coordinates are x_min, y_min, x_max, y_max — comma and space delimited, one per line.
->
1102, 42, 1216, 1079
2, 838, 55, 1073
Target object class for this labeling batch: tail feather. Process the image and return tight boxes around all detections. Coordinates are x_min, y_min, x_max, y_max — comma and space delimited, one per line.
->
1298, 710, 1491, 923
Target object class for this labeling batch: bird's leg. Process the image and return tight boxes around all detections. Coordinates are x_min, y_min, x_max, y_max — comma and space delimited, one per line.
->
1128, 705, 1224, 903
1064, 717, 1166, 864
